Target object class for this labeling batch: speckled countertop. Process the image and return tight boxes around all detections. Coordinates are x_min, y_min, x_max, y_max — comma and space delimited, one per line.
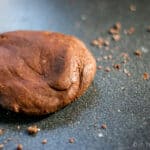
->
0, 0, 150, 150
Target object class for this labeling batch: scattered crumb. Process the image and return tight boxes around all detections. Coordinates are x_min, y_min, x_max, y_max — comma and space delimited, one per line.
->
129, 4, 136, 12
27, 125, 40, 135
91, 38, 110, 48
113, 64, 121, 70
98, 133, 104, 137
69, 137, 75, 143
103, 56, 108, 60
0, 144, 4, 149
109, 22, 121, 35
101, 124, 107, 129
91, 38, 103, 48
42, 139, 47, 144
118, 109, 121, 112
147, 26, 150, 32
97, 65, 102, 70
114, 22, 122, 30
108, 55, 112, 60
17, 126, 20, 130
97, 38, 105, 48
112, 34, 121, 41
124, 69, 131, 77
0, 129, 5, 136
134, 50, 142, 57
109, 28, 119, 34
103, 40, 110, 46
143, 72, 149, 80
105, 67, 111, 72
17, 144, 23, 150
91, 39, 99, 46
108, 23, 121, 41
125, 27, 135, 35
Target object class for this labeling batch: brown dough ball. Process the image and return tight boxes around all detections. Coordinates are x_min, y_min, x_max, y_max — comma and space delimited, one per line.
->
0, 31, 96, 115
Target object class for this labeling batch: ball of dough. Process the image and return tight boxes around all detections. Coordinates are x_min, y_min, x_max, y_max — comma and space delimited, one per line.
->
0, 31, 96, 115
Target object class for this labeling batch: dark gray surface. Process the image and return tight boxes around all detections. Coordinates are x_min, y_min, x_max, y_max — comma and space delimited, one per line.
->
0, 0, 150, 150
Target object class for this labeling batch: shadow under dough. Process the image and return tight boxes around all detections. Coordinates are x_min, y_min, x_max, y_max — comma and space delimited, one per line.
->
0, 82, 100, 130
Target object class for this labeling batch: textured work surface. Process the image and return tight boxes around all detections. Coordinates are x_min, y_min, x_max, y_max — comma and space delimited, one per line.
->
0, 0, 150, 150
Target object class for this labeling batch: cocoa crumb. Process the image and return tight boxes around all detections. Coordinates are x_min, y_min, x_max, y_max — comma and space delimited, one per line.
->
91, 39, 99, 46
134, 50, 142, 57
112, 34, 121, 41
143, 72, 149, 80
101, 124, 107, 129
125, 27, 135, 35
91, 38, 104, 48
109, 22, 121, 35
0, 144, 4, 149
105, 67, 111, 72
108, 55, 112, 60
42, 139, 47, 144
0, 129, 5, 136
109, 28, 119, 35
103, 40, 110, 46
17, 144, 23, 150
27, 125, 40, 135
114, 22, 121, 30
97, 38, 104, 48
91, 38, 110, 48
113, 64, 121, 70
97, 65, 102, 70
69, 137, 75, 143
129, 4, 136, 12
